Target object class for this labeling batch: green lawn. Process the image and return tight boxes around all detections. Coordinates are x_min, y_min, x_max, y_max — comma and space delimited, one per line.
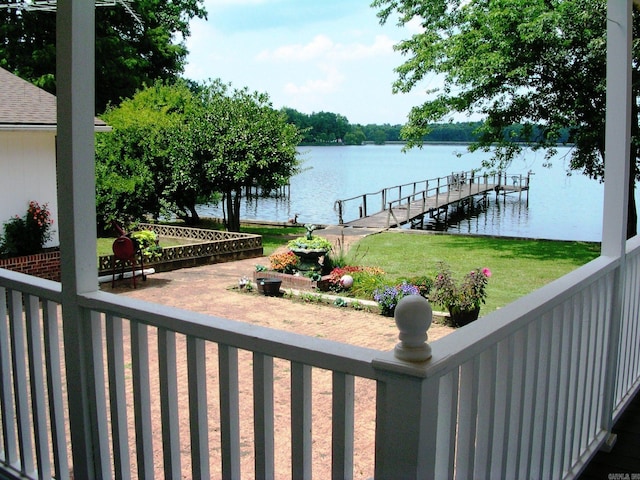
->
240, 225, 306, 255
96, 236, 193, 257
348, 232, 601, 313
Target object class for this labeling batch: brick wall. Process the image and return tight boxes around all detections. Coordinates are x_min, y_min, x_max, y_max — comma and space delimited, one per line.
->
0, 250, 61, 282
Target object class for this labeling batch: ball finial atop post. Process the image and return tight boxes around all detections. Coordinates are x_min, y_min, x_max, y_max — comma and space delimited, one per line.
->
393, 295, 433, 362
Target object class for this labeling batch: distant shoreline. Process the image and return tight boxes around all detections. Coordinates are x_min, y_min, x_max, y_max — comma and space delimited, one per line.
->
298, 140, 473, 147
298, 140, 573, 147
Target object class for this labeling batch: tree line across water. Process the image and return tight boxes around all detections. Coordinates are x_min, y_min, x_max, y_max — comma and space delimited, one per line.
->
281, 108, 572, 146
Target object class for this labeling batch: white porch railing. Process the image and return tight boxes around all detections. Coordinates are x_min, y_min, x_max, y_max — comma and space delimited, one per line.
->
1, 237, 639, 479
614, 235, 640, 415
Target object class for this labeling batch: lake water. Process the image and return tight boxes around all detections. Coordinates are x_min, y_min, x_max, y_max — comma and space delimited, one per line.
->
198, 144, 630, 242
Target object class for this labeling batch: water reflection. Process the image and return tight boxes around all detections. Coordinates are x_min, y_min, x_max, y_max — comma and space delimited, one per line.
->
197, 144, 615, 242
448, 195, 530, 237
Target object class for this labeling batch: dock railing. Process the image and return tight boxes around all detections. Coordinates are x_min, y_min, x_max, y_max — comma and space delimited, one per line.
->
1, 233, 639, 479
384, 171, 496, 227
334, 170, 524, 225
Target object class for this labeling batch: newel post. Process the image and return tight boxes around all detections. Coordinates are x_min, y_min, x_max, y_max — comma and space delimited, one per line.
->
393, 295, 432, 362
372, 296, 441, 479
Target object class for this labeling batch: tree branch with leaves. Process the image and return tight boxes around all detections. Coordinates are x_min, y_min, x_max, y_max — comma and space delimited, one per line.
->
372, 0, 639, 236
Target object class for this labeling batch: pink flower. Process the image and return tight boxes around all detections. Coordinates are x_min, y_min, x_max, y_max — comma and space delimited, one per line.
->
482, 267, 492, 278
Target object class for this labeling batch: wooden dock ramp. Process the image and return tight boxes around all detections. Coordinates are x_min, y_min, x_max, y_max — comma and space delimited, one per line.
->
334, 171, 531, 229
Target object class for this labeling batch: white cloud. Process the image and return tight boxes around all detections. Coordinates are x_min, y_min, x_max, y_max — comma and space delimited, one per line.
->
405, 17, 425, 34
338, 34, 395, 60
183, 19, 225, 79
257, 34, 334, 62
183, 0, 423, 124
256, 34, 395, 63
283, 64, 344, 94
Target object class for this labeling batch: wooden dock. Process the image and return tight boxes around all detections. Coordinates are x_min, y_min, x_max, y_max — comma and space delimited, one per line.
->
334, 171, 531, 229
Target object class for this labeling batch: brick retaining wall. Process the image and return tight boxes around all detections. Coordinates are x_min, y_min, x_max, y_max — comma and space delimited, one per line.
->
0, 250, 61, 282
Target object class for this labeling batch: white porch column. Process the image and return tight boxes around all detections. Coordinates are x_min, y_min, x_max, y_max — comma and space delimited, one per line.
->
600, 0, 633, 447
602, 0, 632, 255
57, 1, 105, 478
56, 4, 98, 282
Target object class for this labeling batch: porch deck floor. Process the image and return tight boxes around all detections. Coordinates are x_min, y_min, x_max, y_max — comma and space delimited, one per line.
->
579, 389, 640, 478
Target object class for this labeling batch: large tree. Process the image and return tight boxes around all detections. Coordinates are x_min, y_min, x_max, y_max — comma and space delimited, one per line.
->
372, 0, 639, 237
0, 0, 206, 113
192, 81, 302, 232
95, 80, 302, 231
95, 81, 202, 230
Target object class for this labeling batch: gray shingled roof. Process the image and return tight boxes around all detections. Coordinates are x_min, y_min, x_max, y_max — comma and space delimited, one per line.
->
0, 66, 108, 130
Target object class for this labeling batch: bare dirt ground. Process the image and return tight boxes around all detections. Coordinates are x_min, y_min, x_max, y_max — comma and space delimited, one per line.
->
101, 227, 453, 478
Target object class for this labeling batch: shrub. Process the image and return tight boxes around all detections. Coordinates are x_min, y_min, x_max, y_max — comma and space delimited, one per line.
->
327, 265, 365, 291
130, 230, 163, 259
400, 275, 433, 298
325, 236, 349, 269
348, 267, 385, 297
269, 250, 299, 273
0, 201, 54, 257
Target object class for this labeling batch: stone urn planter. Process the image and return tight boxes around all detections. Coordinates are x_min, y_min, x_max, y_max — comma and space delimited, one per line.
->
286, 224, 332, 273
289, 248, 328, 272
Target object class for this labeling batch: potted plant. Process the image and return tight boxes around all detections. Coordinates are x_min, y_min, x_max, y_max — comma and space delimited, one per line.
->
429, 262, 492, 327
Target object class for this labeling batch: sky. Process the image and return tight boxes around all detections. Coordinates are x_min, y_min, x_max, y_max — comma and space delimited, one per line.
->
183, 0, 436, 126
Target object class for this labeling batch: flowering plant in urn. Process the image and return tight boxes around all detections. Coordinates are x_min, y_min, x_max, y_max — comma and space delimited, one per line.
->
286, 224, 332, 251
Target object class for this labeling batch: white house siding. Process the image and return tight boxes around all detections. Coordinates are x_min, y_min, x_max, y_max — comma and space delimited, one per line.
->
0, 130, 59, 247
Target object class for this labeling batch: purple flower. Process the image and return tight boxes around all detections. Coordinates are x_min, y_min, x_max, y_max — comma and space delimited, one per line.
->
374, 282, 420, 316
